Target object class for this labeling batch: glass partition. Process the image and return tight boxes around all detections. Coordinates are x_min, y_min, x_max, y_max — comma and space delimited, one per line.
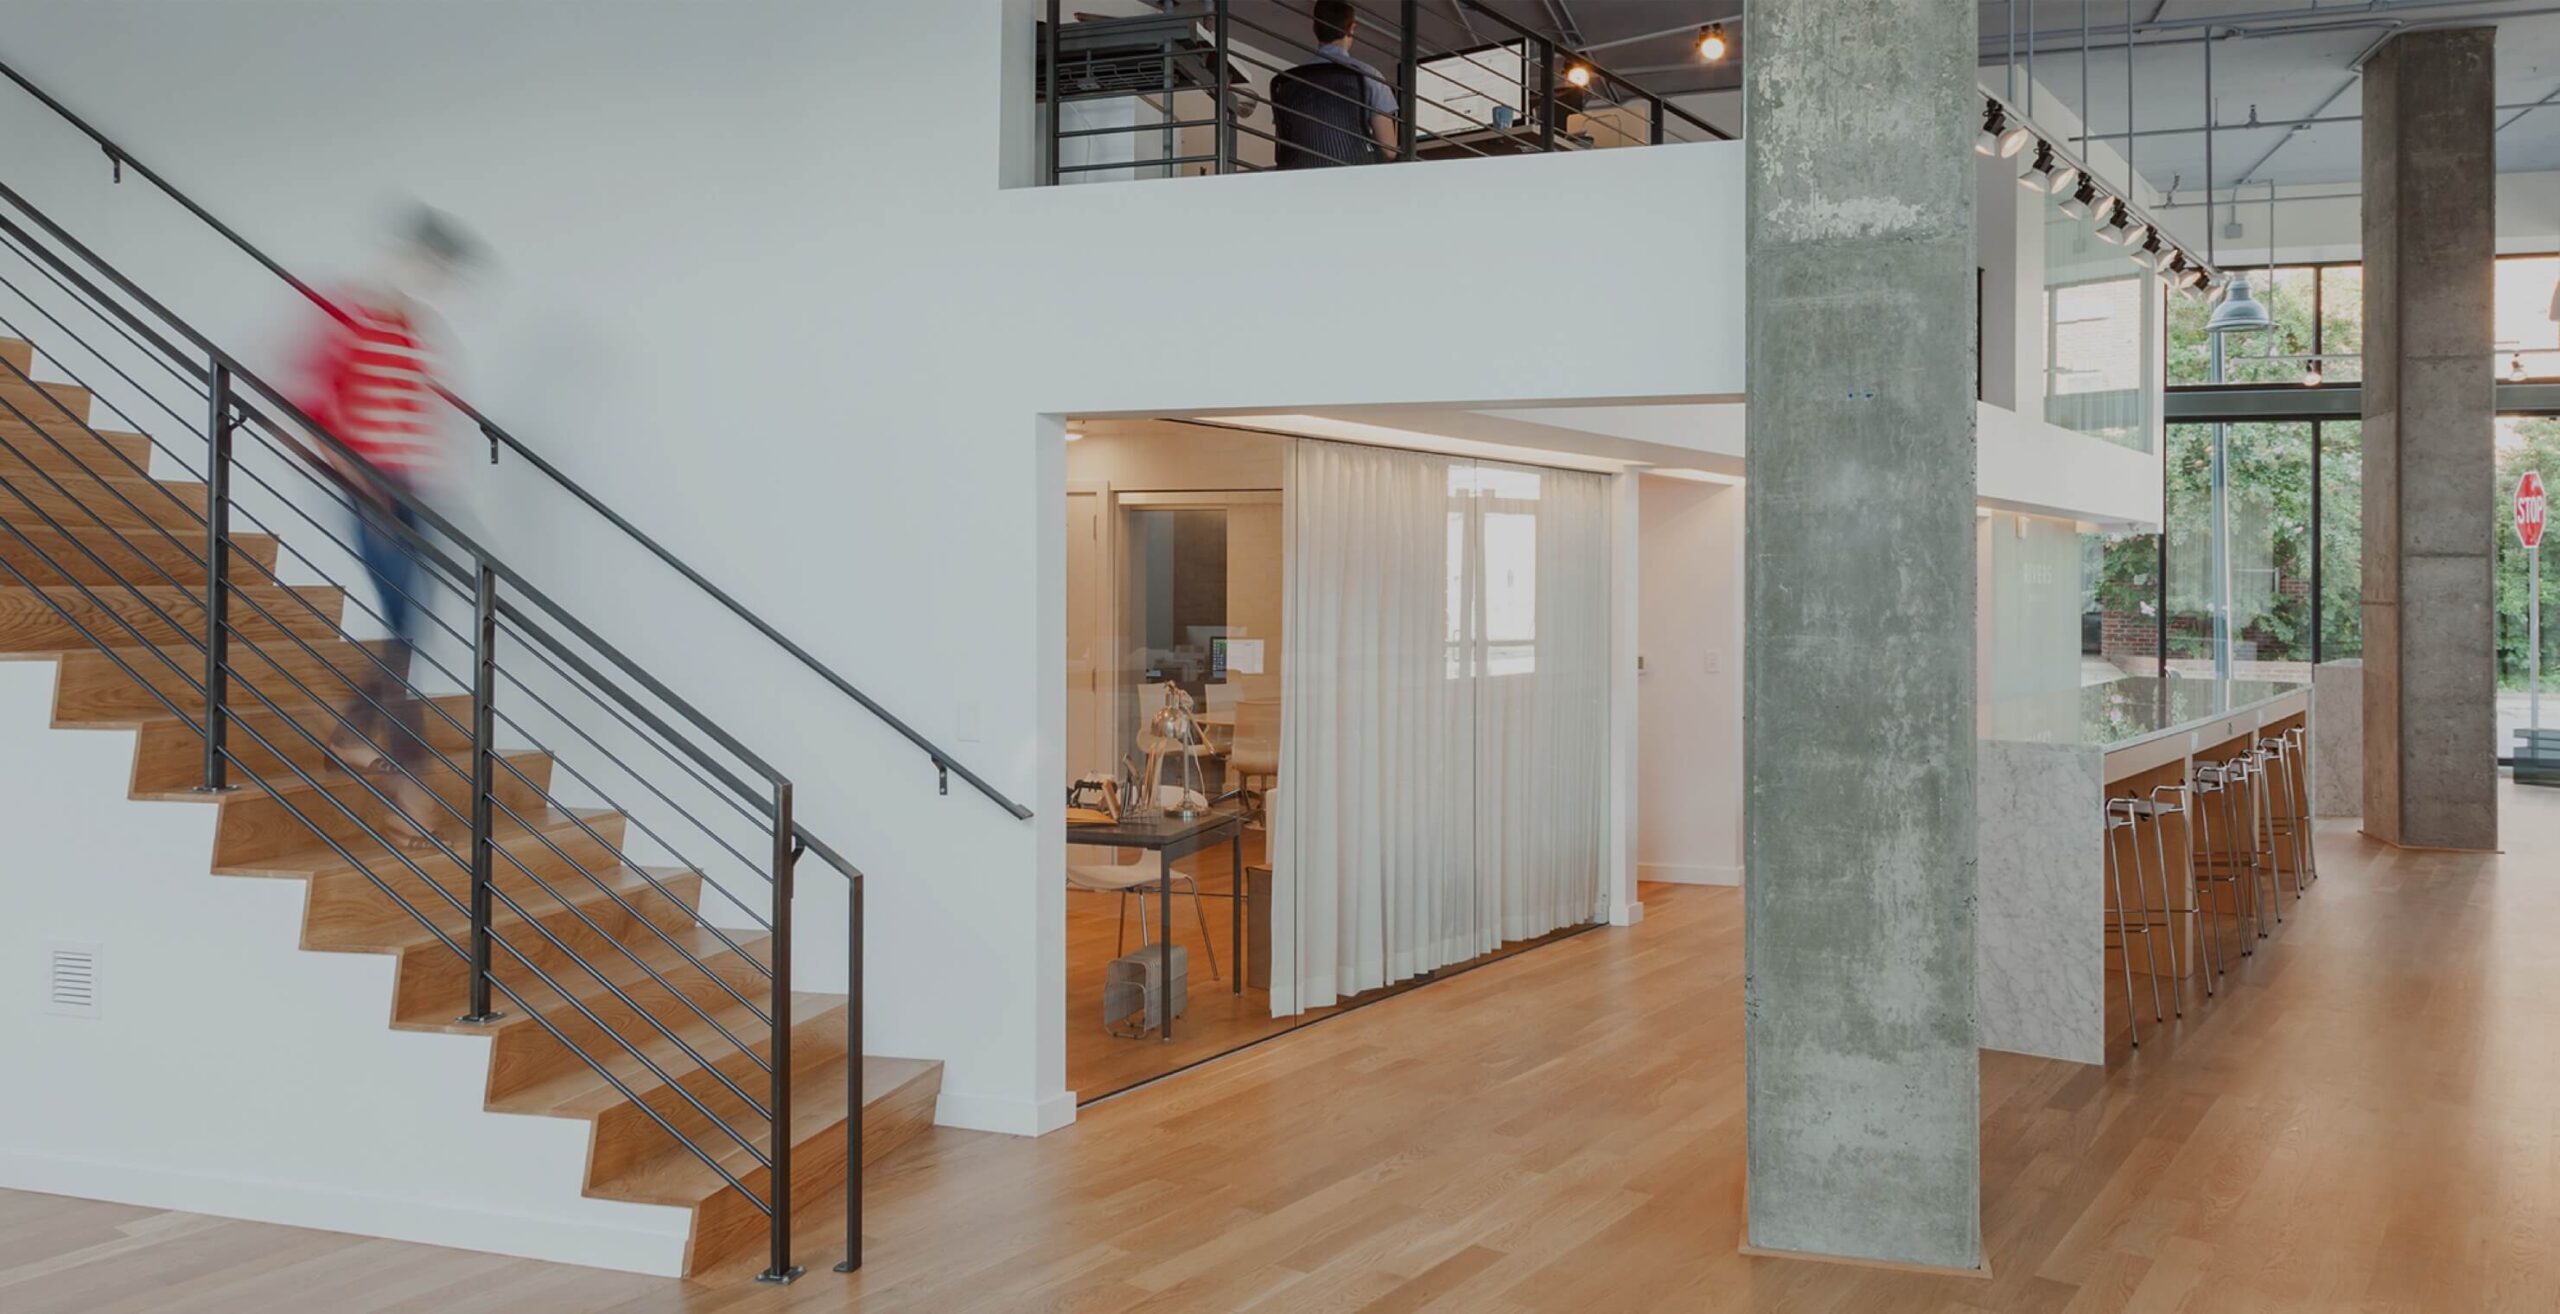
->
2500, 417, 2560, 754
2043, 209, 2157, 451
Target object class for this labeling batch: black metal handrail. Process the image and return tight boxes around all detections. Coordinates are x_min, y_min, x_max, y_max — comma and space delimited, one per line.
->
0, 54, 1030, 822
1040, 0, 1728, 183
0, 129, 883, 1282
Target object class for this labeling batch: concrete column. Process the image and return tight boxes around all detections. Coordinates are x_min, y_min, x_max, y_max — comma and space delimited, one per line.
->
1741, 0, 1981, 1273
2362, 29, 2498, 851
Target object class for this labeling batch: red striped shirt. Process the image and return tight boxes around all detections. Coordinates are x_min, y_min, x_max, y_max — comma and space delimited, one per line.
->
295, 295, 440, 475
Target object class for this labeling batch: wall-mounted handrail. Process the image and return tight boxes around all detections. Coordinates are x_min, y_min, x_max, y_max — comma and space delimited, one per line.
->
0, 54, 1031, 821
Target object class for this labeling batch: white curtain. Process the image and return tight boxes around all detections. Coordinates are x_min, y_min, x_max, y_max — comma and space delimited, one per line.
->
1272, 441, 1609, 1015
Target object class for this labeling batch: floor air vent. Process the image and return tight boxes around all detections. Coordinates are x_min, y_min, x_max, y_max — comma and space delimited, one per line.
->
46, 941, 100, 1018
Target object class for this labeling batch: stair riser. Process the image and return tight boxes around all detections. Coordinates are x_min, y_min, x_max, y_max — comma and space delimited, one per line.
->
0, 340, 29, 372
213, 752, 552, 869
487, 947, 776, 1101
395, 874, 711, 1021
586, 1009, 849, 1186
0, 424, 154, 480
130, 695, 473, 795
680, 1072, 940, 1277
2, 529, 279, 590
297, 814, 633, 945
0, 476, 210, 534
0, 378, 92, 424
54, 641, 402, 725
0, 585, 343, 653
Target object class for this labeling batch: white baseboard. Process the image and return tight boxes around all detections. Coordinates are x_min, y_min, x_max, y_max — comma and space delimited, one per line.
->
0, 1146, 688, 1276
1640, 862, 1742, 887
934, 1087, 1078, 1137
1610, 900, 1645, 927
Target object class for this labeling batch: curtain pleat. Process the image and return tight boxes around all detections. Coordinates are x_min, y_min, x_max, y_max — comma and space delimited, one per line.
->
1274, 441, 1609, 1018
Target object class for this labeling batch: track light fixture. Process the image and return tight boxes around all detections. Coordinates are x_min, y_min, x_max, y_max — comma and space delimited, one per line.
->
2094, 196, 2129, 243
1698, 23, 1729, 62
2019, 139, 2080, 195
1976, 101, 2029, 158
2131, 232, 2166, 269
1566, 62, 1592, 88
2059, 176, 2099, 221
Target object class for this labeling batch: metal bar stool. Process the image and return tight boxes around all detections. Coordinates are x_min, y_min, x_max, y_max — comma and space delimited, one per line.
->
2105, 798, 2168, 1043
2290, 726, 2320, 886
2256, 733, 2311, 908
2119, 783, 2214, 1003
2190, 759, 2256, 959
2234, 747, 2282, 934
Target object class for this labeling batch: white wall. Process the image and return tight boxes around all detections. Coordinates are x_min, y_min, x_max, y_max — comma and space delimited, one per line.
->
0, 0, 1748, 1148
1635, 475, 1744, 887
0, 663, 694, 1274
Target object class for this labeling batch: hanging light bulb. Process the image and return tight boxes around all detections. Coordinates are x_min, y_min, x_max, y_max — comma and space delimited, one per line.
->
1976, 101, 2030, 158
2059, 176, 2099, 221
2019, 140, 2080, 194
1697, 23, 1729, 62
1566, 62, 1592, 89
2510, 352, 2530, 382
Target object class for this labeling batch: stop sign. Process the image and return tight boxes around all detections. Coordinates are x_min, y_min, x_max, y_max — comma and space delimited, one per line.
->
2523, 471, 2549, 551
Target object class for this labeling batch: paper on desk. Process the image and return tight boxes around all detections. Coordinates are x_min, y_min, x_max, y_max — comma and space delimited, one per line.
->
1227, 638, 1265, 674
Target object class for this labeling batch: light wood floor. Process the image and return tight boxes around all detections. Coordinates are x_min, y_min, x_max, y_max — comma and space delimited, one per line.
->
1065, 827, 1600, 1100
13, 783, 2560, 1312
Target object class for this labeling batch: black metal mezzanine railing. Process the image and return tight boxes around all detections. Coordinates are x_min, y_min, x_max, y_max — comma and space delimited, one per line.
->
0, 57, 1022, 1285
1039, 0, 1731, 184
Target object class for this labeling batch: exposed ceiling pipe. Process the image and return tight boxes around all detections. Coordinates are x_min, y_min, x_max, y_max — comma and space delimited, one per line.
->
2229, 25, 2407, 189
2079, 98, 2560, 141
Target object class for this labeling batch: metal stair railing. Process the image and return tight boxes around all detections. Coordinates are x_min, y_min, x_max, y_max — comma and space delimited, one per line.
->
0, 158, 882, 1284
0, 52, 1028, 824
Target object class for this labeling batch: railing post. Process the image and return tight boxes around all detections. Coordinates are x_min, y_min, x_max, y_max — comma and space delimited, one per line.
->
1397, 0, 1419, 160
1044, 0, 1063, 187
1212, 0, 1233, 175
194, 362, 236, 794
834, 870, 864, 1275
459, 560, 503, 1025
1650, 92, 1667, 146
1538, 38, 1557, 153
759, 780, 802, 1285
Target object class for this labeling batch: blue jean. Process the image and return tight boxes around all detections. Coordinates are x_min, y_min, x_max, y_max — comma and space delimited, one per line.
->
347, 496, 428, 774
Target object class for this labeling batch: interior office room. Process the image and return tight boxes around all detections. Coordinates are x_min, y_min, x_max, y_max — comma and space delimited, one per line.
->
8, 1, 2560, 1309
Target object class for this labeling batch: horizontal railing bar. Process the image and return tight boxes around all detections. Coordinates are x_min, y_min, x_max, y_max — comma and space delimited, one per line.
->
1058, 153, 1225, 173
487, 596, 773, 807
1056, 118, 1224, 138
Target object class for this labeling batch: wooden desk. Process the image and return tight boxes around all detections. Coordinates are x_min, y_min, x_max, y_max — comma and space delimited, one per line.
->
1065, 809, 1245, 1040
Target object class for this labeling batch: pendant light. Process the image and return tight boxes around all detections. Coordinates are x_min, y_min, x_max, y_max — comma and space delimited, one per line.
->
1697, 23, 1729, 62
2208, 271, 2274, 334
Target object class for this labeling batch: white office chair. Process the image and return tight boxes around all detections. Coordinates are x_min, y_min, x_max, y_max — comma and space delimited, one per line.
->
1068, 859, 1220, 981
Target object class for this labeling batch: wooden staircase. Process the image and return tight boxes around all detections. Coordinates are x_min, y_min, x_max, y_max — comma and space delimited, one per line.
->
0, 338, 939, 1277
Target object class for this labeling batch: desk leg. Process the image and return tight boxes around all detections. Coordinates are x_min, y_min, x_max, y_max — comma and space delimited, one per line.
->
1232, 830, 1244, 996
1160, 849, 1175, 1042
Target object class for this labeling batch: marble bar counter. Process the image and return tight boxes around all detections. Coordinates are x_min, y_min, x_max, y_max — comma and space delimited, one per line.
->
1977, 676, 2312, 1064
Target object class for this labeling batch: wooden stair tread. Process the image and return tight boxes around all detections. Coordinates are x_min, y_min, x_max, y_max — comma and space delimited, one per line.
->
497, 991, 841, 1119
218, 804, 617, 880
400, 924, 772, 1039
591, 1052, 941, 1208
51, 637, 403, 726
